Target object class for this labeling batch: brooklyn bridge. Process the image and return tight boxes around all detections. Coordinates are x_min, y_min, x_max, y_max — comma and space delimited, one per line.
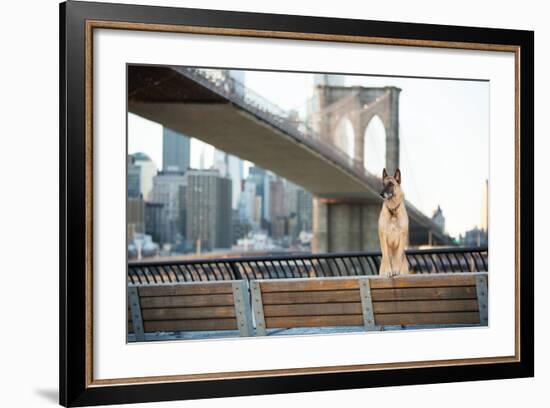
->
128, 65, 451, 253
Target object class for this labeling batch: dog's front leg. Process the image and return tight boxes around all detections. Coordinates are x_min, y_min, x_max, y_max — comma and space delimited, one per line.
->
394, 232, 410, 275
379, 240, 397, 278
378, 232, 391, 277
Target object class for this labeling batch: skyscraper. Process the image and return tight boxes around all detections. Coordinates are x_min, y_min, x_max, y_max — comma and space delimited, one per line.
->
131, 152, 157, 201
213, 149, 244, 210
162, 127, 190, 172
227, 155, 244, 209
127, 155, 141, 198
231, 209, 251, 244
296, 187, 313, 233
178, 184, 187, 248
150, 170, 186, 245
145, 202, 165, 245
127, 197, 145, 241
185, 169, 232, 251
269, 178, 287, 239
248, 166, 270, 227
286, 182, 313, 239
239, 179, 261, 230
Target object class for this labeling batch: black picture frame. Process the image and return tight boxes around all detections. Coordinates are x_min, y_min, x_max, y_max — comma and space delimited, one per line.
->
60, 1, 534, 406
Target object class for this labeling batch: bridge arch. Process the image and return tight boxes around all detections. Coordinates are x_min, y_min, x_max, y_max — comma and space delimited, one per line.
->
363, 115, 386, 174
333, 116, 355, 160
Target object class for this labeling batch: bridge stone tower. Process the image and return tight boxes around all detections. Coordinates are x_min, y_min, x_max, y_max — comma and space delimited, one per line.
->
311, 85, 401, 253
313, 85, 401, 174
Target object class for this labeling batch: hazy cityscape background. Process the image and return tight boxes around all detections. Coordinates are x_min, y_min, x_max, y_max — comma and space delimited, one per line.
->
127, 69, 489, 261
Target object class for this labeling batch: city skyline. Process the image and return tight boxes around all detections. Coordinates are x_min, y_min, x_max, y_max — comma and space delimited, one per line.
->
127, 123, 316, 259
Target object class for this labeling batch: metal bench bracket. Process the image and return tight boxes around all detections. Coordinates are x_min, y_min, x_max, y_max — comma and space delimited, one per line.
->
475, 274, 489, 326
250, 281, 267, 336
359, 278, 378, 331
232, 281, 254, 337
128, 286, 145, 342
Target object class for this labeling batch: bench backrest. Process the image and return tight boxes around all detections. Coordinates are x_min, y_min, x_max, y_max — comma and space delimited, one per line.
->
250, 272, 487, 335
128, 280, 253, 341
368, 272, 487, 327
250, 277, 364, 335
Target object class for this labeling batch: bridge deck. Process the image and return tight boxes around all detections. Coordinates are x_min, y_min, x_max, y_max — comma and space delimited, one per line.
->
128, 65, 450, 242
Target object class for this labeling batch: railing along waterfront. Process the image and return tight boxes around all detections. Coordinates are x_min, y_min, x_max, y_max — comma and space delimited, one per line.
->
127, 247, 488, 285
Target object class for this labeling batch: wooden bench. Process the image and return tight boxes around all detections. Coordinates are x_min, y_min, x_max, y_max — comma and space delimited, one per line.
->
128, 280, 253, 341
250, 272, 488, 335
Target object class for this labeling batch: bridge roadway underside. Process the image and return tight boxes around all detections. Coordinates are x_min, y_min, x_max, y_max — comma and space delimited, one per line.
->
128, 66, 449, 249
130, 101, 381, 201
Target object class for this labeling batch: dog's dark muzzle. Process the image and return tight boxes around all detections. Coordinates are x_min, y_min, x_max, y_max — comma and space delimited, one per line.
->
380, 184, 394, 199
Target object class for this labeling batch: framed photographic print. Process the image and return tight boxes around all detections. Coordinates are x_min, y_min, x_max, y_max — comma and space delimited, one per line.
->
59, 0, 534, 406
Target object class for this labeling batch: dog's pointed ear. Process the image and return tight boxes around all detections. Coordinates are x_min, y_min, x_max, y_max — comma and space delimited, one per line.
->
394, 168, 401, 184
382, 168, 388, 179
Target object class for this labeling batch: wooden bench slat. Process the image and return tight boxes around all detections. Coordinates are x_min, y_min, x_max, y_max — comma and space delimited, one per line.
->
265, 314, 363, 328
142, 306, 236, 320
264, 302, 362, 317
262, 290, 360, 305
371, 286, 477, 301
369, 275, 476, 289
373, 299, 479, 314
145, 318, 238, 332
260, 279, 359, 293
376, 312, 480, 326
138, 282, 234, 297
140, 294, 235, 308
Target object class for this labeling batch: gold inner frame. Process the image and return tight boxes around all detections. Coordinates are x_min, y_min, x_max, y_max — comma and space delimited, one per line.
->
84, 19, 522, 388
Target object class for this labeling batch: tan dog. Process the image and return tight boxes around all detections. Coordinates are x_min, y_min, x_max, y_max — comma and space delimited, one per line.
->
378, 168, 409, 277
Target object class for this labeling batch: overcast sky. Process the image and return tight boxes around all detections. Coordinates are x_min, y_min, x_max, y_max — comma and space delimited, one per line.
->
128, 69, 489, 238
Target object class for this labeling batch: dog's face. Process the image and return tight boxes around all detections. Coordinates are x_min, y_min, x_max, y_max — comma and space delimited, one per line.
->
380, 168, 402, 201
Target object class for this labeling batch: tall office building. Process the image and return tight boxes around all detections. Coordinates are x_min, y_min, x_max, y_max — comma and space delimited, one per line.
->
145, 202, 165, 245
162, 127, 190, 172
127, 197, 145, 242
227, 155, 244, 209
185, 169, 232, 251
213, 150, 229, 176
150, 170, 186, 244
286, 182, 313, 239
178, 185, 187, 246
296, 187, 313, 233
213, 149, 244, 209
131, 152, 158, 201
268, 178, 287, 238
231, 209, 251, 244
127, 155, 141, 198
247, 166, 271, 226
268, 178, 287, 220
238, 179, 262, 230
